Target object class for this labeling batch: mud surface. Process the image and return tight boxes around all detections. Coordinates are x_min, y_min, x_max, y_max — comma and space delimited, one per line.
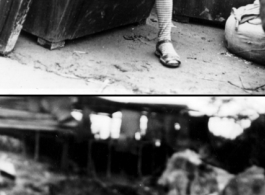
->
6, 10, 265, 94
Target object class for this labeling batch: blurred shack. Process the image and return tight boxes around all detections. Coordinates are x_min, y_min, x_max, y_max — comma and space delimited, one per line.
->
0, 97, 210, 177
0, 96, 264, 179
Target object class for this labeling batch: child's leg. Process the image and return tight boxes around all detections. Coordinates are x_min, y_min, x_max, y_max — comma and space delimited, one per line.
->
155, 0, 181, 67
260, 0, 265, 31
156, 0, 173, 42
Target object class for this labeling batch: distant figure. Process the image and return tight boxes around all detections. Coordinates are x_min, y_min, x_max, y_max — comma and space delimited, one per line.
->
261, 0, 265, 30
222, 166, 265, 195
155, 0, 181, 68
158, 150, 219, 195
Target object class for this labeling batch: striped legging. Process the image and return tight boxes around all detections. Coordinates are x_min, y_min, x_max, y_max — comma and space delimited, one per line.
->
156, 0, 173, 42
261, 0, 265, 30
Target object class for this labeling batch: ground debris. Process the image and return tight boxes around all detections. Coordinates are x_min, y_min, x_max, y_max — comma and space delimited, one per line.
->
150, 18, 158, 23
113, 64, 128, 73
158, 150, 219, 195
219, 52, 233, 57
223, 166, 265, 195
34, 60, 80, 80
187, 57, 197, 60
228, 76, 265, 93
49, 177, 156, 195
0, 151, 65, 195
123, 34, 155, 46
123, 35, 143, 41
24, 182, 49, 194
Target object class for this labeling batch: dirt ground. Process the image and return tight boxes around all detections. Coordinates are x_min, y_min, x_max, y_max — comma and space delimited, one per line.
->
3, 10, 265, 94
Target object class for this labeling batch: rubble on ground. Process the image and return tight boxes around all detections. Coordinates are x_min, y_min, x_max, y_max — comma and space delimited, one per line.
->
222, 166, 265, 195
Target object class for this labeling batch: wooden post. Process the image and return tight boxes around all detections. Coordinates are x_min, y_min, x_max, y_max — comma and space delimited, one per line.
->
37, 38, 65, 50
137, 141, 143, 178
81, 105, 96, 177
21, 134, 27, 156
34, 131, 40, 161
87, 139, 91, 175
151, 144, 155, 173
107, 139, 112, 178
61, 137, 69, 170
87, 139, 96, 177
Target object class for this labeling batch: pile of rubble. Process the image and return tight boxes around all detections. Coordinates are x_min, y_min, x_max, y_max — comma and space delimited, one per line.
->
158, 150, 265, 195
0, 151, 65, 195
0, 149, 264, 195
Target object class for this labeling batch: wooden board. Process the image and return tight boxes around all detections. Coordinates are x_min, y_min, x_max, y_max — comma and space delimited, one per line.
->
23, 0, 155, 49
0, 0, 32, 55
173, 0, 254, 23
0, 119, 66, 132
0, 108, 53, 120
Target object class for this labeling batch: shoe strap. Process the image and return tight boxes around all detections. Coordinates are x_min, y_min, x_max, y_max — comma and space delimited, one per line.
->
156, 39, 172, 50
161, 54, 181, 62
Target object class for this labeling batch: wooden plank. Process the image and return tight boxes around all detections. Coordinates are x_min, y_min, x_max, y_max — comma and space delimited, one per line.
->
0, 108, 53, 120
87, 140, 96, 177
0, 119, 68, 132
107, 139, 112, 178
37, 38, 65, 50
21, 134, 27, 156
0, 0, 32, 55
61, 140, 69, 170
137, 143, 143, 177
0, 97, 30, 111
23, 0, 155, 47
34, 131, 40, 161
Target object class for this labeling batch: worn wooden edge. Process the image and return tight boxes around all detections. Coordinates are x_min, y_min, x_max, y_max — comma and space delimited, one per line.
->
0, 108, 54, 120
37, 38, 65, 50
173, 14, 226, 28
0, 119, 75, 133
0, 0, 32, 55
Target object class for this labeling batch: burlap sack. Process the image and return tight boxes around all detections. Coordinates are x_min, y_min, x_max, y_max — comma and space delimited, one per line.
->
225, 0, 265, 65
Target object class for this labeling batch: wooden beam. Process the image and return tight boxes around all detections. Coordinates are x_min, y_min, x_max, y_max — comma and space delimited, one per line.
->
0, 119, 70, 132
0, 108, 53, 120
137, 142, 143, 177
21, 134, 27, 156
34, 131, 40, 161
61, 139, 69, 170
107, 139, 112, 178
87, 139, 96, 177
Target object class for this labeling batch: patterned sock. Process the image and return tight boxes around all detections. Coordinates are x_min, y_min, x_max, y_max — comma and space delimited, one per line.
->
156, 0, 173, 42
260, 0, 265, 31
